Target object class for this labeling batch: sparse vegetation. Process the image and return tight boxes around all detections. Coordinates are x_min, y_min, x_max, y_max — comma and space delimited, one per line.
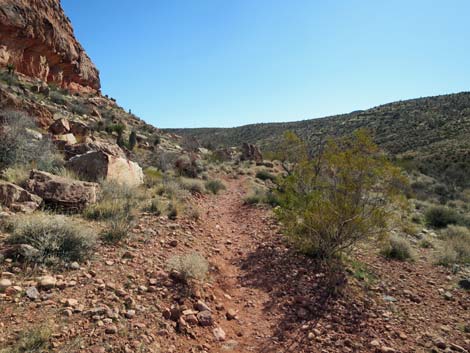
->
381, 235, 415, 261
205, 179, 226, 194
0, 325, 52, 353
5, 214, 96, 265
0, 111, 63, 173
255, 170, 276, 182
167, 252, 209, 284
435, 225, 470, 266
425, 206, 461, 228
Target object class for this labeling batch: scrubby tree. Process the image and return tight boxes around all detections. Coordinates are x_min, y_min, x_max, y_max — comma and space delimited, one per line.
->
272, 131, 309, 174
276, 129, 406, 260
128, 131, 137, 150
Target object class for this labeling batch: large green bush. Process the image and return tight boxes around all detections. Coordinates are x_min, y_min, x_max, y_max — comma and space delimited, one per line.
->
276, 130, 406, 259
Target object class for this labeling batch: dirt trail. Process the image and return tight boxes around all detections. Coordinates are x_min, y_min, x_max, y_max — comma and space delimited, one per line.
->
194, 177, 281, 352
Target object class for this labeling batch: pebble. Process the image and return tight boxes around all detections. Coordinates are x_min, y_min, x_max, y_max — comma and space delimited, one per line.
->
105, 325, 118, 334
37, 276, 56, 290
0, 278, 12, 293
213, 326, 226, 341
197, 310, 213, 326
25, 286, 40, 300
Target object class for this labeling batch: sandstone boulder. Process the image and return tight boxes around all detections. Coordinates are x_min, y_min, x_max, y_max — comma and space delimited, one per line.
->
240, 143, 263, 163
70, 121, 90, 137
0, 181, 42, 213
53, 133, 77, 145
64, 141, 126, 160
66, 151, 144, 186
25, 170, 98, 211
49, 118, 70, 135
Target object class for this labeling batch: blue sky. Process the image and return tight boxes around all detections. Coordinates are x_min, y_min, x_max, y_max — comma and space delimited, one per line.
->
62, 0, 469, 128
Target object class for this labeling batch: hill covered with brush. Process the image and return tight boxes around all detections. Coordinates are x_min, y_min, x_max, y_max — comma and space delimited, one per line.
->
167, 92, 470, 186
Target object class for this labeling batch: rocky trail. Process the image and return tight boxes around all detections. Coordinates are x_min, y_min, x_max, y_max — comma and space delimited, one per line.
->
0, 176, 469, 353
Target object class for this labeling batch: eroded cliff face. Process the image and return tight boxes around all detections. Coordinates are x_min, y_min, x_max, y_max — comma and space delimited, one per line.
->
0, 0, 100, 92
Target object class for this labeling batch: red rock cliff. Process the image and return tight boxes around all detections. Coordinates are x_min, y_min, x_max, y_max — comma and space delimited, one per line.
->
0, 0, 100, 91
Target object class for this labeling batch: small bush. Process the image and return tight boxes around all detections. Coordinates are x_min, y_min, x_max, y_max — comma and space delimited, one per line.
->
435, 225, 470, 266
381, 235, 415, 261
167, 252, 209, 283
167, 202, 178, 220
2, 165, 30, 185
185, 204, 200, 220
49, 91, 66, 105
0, 325, 52, 353
0, 111, 63, 173
205, 179, 226, 194
5, 214, 96, 265
143, 167, 163, 188
174, 155, 202, 178
142, 198, 162, 215
425, 206, 461, 228
244, 188, 279, 206
179, 178, 205, 194
69, 102, 91, 116
101, 218, 131, 244
255, 170, 276, 182
83, 199, 126, 220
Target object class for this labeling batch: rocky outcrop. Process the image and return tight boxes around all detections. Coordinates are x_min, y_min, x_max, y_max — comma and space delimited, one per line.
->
0, 181, 42, 213
66, 151, 144, 186
25, 170, 98, 211
0, 0, 100, 91
240, 143, 263, 163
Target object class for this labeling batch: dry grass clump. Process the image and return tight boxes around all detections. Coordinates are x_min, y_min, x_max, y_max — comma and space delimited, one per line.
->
167, 252, 209, 284
381, 234, 415, 261
179, 178, 205, 194
5, 213, 96, 265
435, 225, 470, 266
244, 187, 279, 206
0, 325, 52, 353
205, 179, 226, 194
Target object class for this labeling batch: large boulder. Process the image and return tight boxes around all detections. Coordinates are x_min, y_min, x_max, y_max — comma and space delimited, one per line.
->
64, 141, 126, 160
66, 151, 144, 186
240, 143, 263, 163
25, 170, 99, 211
70, 121, 91, 137
48, 118, 70, 135
0, 181, 42, 213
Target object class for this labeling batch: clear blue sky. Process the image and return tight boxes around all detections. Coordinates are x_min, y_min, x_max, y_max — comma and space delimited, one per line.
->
62, 0, 469, 128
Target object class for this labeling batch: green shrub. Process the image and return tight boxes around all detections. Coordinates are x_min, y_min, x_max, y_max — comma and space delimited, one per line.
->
381, 235, 415, 261
128, 131, 137, 151
167, 252, 209, 283
205, 179, 226, 194
244, 188, 279, 206
255, 170, 276, 182
49, 91, 66, 105
5, 214, 96, 265
69, 102, 91, 116
425, 206, 461, 228
276, 130, 406, 259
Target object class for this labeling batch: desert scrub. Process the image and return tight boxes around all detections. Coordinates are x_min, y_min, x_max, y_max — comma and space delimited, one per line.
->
0, 111, 63, 173
425, 206, 463, 228
381, 235, 415, 261
0, 325, 52, 353
244, 188, 279, 206
179, 178, 205, 194
142, 198, 162, 215
205, 179, 226, 194
101, 218, 131, 244
143, 167, 163, 188
435, 225, 470, 266
2, 165, 30, 185
255, 170, 276, 182
5, 214, 96, 265
167, 252, 209, 284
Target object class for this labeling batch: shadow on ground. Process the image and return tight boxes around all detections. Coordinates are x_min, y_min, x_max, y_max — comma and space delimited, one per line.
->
238, 234, 373, 353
